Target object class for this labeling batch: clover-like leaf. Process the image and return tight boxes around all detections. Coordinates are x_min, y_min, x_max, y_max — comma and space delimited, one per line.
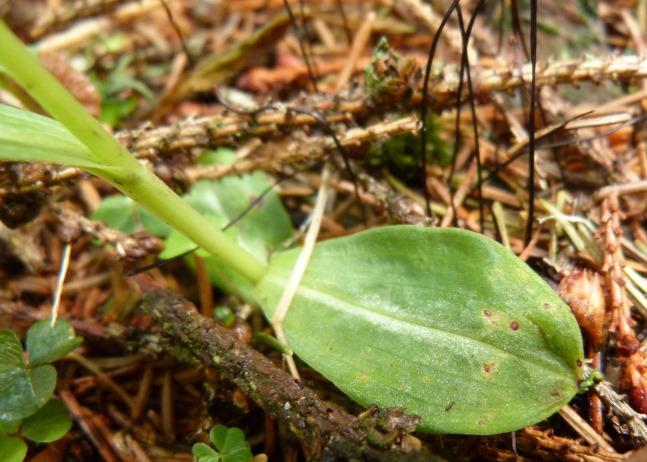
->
0, 436, 27, 462
0, 418, 21, 435
1, 328, 57, 422
0, 329, 25, 370
26, 320, 83, 366
192, 442, 219, 462
254, 226, 585, 434
0, 364, 57, 422
21, 398, 72, 443
209, 425, 252, 462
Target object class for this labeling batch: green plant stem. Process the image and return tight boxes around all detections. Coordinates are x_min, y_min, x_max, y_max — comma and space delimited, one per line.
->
0, 20, 265, 283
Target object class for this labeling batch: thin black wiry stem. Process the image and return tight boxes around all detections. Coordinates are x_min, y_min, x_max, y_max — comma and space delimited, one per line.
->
287, 106, 368, 225
420, 0, 460, 217
283, 0, 319, 92
464, 113, 647, 199
450, 1, 486, 231
160, 0, 194, 66
524, 0, 538, 246
218, 87, 367, 224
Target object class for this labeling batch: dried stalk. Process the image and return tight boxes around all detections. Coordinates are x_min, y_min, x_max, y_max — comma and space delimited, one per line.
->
0, 116, 418, 197
3, 53, 646, 198
116, 54, 647, 158
592, 378, 647, 447
600, 194, 647, 415
517, 427, 625, 462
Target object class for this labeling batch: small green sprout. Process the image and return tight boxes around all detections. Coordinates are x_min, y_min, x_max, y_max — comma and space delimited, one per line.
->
192, 425, 253, 462
579, 365, 604, 393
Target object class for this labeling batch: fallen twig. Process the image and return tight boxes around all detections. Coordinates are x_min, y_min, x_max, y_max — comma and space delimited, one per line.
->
135, 278, 433, 461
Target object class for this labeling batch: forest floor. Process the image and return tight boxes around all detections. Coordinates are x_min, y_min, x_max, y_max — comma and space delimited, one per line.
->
2, 0, 647, 461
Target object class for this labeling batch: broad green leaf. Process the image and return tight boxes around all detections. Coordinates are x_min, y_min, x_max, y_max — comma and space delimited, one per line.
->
254, 226, 585, 434
0, 436, 27, 462
0, 364, 56, 421
192, 442, 218, 462
21, 398, 72, 443
0, 418, 21, 434
0, 329, 25, 369
26, 320, 83, 366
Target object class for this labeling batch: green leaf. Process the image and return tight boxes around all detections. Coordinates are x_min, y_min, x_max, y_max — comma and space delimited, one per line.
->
254, 226, 585, 435
21, 398, 72, 443
159, 149, 292, 300
91, 195, 172, 237
138, 206, 173, 237
192, 442, 219, 462
213, 306, 236, 327
100, 97, 137, 127
0, 329, 55, 422
0, 436, 27, 462
0, 418, 21, 434
91, 195, 137, 233
182, 152, 293, 263
0, 103, 95, 166
26, 320, 83, 366
0, 364, 57, 421
0, 104, 135, 182
210, 424, 244, 450
209, 425, 252, 462
222, 445, 254, 462
0, 329, 25, 370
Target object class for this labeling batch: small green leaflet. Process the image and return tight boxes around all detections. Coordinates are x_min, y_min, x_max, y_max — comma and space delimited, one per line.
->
0, 329, 56, 422
20, 398, 72, 443
254, 226, 584, 434
0, 320, 81, 422
192, 424, 252, 462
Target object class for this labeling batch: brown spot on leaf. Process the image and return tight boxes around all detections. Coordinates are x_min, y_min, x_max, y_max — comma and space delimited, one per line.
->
577, 360, 583, 367
510, 321, 520, 331
544, 303, 552, 310
477, 419, 485, 425
482, 362, 496, 380
483, 310, 492, 317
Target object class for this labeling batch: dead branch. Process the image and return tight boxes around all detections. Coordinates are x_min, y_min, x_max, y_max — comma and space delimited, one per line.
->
136, 279, 435, 462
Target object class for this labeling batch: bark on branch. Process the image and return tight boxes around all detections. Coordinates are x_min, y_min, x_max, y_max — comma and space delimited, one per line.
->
137, 283, 434, 461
